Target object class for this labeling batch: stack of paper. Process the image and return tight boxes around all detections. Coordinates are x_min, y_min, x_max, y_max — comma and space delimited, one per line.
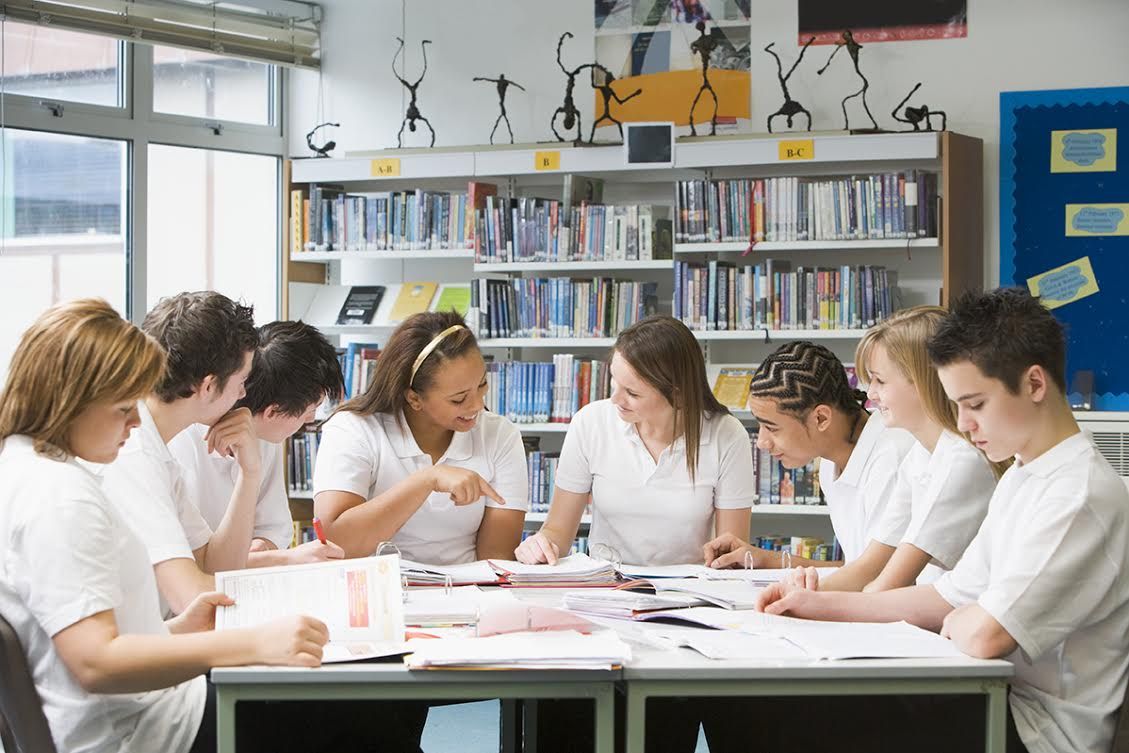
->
562, 589, 707, 618
489, 553, 619, 587
618, 563, 836, 585
404, 586, 515, 627
622, 578, 760, 610
400, 559, 501, 586
404, 630, 631, 670
630, 606, 964, 660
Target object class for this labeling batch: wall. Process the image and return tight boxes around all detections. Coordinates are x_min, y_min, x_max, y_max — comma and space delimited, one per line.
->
290, 0, 1129, 285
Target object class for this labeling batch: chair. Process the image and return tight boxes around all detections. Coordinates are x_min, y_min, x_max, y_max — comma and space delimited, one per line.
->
0, 613, 57, 753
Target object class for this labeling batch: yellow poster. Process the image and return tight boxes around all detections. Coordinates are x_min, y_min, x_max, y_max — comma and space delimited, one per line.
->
1051, 129, 1117, 172
1026, 256, 1100, 310
1065, 203, 1129, 236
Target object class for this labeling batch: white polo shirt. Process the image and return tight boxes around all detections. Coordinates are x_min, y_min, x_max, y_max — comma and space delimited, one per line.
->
872, 430, 996, 583
0, 435, 205, 753
312, 409, 528, 565
100, 401, 213, 569
818, 411, 914, 562
934, 431, 1129, 753
168, 424, 293, 551
554, 399, 756, 566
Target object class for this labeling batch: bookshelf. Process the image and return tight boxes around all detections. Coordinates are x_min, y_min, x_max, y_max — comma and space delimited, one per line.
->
282, 131, 983, 548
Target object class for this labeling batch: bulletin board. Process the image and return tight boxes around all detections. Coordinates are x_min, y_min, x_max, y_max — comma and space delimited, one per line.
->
1000, 86, 1129, 410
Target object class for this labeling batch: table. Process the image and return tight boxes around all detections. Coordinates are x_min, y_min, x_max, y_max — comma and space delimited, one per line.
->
210, 664, 618, 753
622, 649, 1014, 753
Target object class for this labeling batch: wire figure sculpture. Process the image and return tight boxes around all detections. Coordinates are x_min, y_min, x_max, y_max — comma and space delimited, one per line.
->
551, 32, 590, 144
305, 121, 339, 157
393, 37, 436, 148
765, 37, 815, 133
588, 65, 642, 143
688, 20, 719, 136
892, 83, 947, 132
473, 73, 526, 144
816, 29, 879, 131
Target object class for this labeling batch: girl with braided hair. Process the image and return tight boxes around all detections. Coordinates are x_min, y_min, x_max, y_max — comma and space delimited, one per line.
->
703, 338, 914, 570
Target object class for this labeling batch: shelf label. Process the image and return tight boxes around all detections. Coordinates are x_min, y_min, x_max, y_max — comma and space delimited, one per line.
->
534, 151, 561, 171
778, 140, 814, 161
370, 158, 401, 177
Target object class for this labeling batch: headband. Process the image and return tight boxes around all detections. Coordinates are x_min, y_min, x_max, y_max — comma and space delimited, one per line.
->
409, 324, 466, 386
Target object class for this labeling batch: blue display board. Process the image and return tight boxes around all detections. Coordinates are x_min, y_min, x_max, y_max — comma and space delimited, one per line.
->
1000, 86, 1129, 409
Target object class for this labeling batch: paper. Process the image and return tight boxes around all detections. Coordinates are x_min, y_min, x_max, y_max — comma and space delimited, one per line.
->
563, 589, 707, 618
776, 619, 965, 660
400, 558, 501, 586
215, 554, 405, 663
1026, 256, 1100, 309
404, 629, 631, 670
669, 630, 808, 660
1065, 204, 1129, 236
1051, 129, 1117, 173
404, 586, 515, 627
489, 553, 620, 586
639, 579, 760, 610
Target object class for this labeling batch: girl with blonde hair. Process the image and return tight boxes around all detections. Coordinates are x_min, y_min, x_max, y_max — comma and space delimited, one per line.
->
800, 305, 1002, 593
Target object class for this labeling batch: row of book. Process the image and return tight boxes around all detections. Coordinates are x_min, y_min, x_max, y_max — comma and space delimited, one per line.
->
291, 519, 320, 548
527, 450, 559, 514
338, 342, 380, 400
674, 172, 939, 244
293, 186, 474, 252
287, 427, 321, 493
752, 535, 841, 561
485, 356, 612, 424
752, 437, 824, 505
475, 197, 672, 263
467, 277, 659, 340
674, 259, 899, 331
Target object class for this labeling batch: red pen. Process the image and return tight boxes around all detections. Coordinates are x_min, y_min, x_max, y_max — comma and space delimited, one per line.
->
312, 517, 327, 545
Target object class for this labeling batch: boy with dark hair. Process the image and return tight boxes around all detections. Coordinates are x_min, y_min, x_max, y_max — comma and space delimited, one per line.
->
170, 320, 346, 566
102, 291, 261, 615
758, 288, 1129, 753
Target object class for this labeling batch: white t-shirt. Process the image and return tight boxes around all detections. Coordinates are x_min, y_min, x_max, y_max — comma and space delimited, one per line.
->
818, 411, 914, 562
312, 409, 529, 565
933, 431, 1129, 753
168, 424, 293, 550
554, 400, 756, 566
0, 435, 205, 753
871, 430, 996, 583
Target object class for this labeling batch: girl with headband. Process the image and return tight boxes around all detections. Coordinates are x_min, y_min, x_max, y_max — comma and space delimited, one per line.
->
313, 311, 528, 563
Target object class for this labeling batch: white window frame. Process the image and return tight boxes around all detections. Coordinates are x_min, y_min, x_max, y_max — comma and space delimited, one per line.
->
0, 34, 287, 322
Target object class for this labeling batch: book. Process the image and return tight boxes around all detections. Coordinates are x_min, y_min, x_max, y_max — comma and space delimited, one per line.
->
335, 286, 386, 326
389, 282, 438, 322
214, 554, 406, 663
431, 283, 471, 317
404, 630, 631, 670
712, 367, 754, 409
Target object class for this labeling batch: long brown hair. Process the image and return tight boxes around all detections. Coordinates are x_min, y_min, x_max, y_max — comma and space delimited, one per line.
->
613, 315, 728, 482
336, 311, 479, 423
0, 298, 166, 456
856, 306, 1009, 478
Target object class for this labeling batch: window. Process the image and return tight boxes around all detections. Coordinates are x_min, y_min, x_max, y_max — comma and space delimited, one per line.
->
147, 144, 278, 321
152, 46, 275, 126
0, 130, 127, 382
0, 21, 123, 107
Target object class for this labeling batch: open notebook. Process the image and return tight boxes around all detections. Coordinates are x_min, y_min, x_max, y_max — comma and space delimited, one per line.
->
215, 554, 407, 663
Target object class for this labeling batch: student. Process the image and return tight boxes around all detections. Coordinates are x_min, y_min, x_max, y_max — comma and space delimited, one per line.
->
802, 306, 1002, 593
703, 340, 914, 570
0, 299, 330, 753
757, 288, 1129, 753
100, 291, 260, 615
514, 315, 755, 753
516, 314, 754, 566
169, 320, 346, 566
313, 311, 528, 563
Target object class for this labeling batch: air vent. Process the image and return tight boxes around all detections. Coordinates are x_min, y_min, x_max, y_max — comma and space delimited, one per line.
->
1091, 432, 1129, 478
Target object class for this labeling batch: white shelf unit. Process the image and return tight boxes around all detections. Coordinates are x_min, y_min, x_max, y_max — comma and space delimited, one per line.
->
288, 489, 314, 500
525, 511, 591, 526
751, 504, 830, 516
674, 238, 940, 254
283, 133, 982, 543
473, 259, 673, 273
292, 250, 475, 262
